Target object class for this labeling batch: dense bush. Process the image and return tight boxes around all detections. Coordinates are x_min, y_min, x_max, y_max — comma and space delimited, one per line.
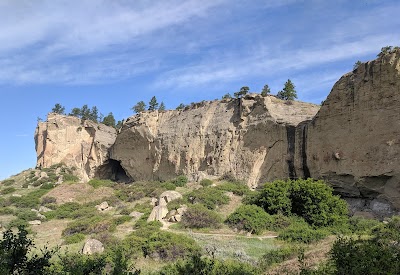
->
200, 179, 213, 187
1, 179, 15, 186
171, 175, 188, 187
161, 254, 258, 275
215, 181, 250, 196
225, 204, 271, 234
255, 179, 348, 227
259, 246, 298, 269
0, 207, 14, 215
278, 217, 329, 243
62, 215, 115, 236
1, 187, 16, 194
181, 204, 222, 229
63, 233, 86, 244
348, 216, 381, 235
9, 189, 50, 208
143, 231, 200, 261
186, 187, 230, 210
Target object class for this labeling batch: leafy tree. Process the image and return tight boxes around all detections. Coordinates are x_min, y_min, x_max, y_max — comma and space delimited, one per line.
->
148, 96, 159, 111
277, 79, 297, 101
176, 103, 186, 110
261, 84, 271, 96
222, 93, 232, 99
0, 226, 56, 274
378, 45, 393, 57
159, 102, 166, 111
353, 60, 362, 70
132, 101, 146, 113
254, 179, 348, 227
102, 112, 116, 127
234, 86, 250, 98
51, 103, 65, 114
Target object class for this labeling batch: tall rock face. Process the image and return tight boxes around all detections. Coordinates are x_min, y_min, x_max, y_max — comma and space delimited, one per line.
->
111, 95, 319, 187
35, 114, 117, 181
295, 51, 400, 215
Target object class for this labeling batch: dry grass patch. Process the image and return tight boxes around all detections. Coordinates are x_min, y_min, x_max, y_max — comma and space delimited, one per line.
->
46, 182, 114, 204
30, 219, 71, 248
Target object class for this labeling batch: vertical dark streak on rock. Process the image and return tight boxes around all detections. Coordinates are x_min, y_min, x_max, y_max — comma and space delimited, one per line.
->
286, 125, 297, 179
301, 123, 311, 178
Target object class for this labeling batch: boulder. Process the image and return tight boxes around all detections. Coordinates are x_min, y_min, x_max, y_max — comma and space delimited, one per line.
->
82, 239, 104, 255
96, 201, 109, 211
39, 206, 52, 213
28, 220, 41, 225
159, 191, 182, 205
129, 211, 144, 219
147, 205, 169, 222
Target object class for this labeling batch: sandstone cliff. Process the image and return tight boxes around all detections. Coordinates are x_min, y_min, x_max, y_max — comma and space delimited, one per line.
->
35, 113, 117, 181
294, 50, 400, 216
110, 95, 319, 188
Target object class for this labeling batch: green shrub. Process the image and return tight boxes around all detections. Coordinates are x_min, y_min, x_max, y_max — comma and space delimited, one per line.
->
171, 175, 188, 187
55, 253, 107, 275
278, 218, 329, 243
62, 173, 79, 182
63, 233, 86, 244
112, 215, 132, 226
0, 207, 14, 215
132, 201, 153, 214
348, 216, 381, 235
114, 181, 168, 202
62, 216, 114, 236
256, 179, 348, 227
16, 209, 39, 221
330, 236, 400, 275
226, 204, 272, 234
181, 204, 222, 229
218, 172, 237, 182
162, 254, 258, 275
41, 196, 57, 205
259, 246, 298, 269
167, 198, 185, 211
200, 179, 213, 187
133, 220, 163, 238
88, 179, 115, 189
143, 231, 200, 260
1, 187, 16, 194
9, 189, 50, 208
44, 202, 81, 219
215, 181, 250, 196
267, 213, 292, 231
40, 183, 55, 189
161, 181, 177, 190
186, 187, 230, 210
1, 179, 15, 186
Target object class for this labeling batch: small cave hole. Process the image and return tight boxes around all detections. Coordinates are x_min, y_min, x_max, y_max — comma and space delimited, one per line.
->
95, 159, 131, 183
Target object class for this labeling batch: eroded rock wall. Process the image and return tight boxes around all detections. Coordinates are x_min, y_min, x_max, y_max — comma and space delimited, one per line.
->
111, 94, 319, 187
296, 51, 400, 215
35, 113, 117, 181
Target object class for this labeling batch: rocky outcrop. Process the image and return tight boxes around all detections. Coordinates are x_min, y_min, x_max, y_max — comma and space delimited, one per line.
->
111, 95, 319, 188
35, 113, 118, 181
82, 239, 104, 255
295, 50, 400, 216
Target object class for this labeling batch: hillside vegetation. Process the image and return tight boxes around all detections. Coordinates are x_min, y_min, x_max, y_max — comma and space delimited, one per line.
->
0, 164, 399, 274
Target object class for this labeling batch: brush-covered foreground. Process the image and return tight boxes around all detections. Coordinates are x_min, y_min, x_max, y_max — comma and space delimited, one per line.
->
0, 165, 399, 274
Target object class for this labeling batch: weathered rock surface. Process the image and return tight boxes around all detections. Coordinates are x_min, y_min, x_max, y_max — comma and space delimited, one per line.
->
294, 50, 400, 216
111, 94, 319, 188
82, 239, 104, 255
35, 113, 117, 181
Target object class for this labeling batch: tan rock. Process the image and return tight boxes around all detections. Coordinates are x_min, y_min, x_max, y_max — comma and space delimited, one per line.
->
28, 220, 41, 225
96, 201, 109, 211
35, 114, 117, 181
82, 239, 104, 255
38, 206, 52, 213
129, 211, 144, 219
159, 191, 182, 205
147, 205, 169, 222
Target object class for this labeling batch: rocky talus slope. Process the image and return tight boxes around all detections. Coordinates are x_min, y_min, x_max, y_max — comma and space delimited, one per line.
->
35, 51, 400, 216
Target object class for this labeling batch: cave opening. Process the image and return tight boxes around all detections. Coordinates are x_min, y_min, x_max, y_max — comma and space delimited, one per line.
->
95, 159, 131, 183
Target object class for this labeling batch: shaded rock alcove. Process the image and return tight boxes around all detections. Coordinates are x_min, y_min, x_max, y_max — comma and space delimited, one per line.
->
95, 159, 131, 183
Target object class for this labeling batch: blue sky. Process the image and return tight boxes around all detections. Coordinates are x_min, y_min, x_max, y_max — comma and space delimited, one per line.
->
0, 0, 399, 180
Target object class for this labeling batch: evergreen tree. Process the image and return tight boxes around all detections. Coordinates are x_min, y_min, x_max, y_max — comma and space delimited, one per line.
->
277, 79, 297, 101
80, 105, 91, 120
176, 103, 186, 110
116, 120, 124, 130
132, 101, 146, 113
148, 96, 159, 111
89, 106, 99, 122
159, 102, 166, 111
51, 103, 65, 114
222, 93, 232, 99
353, 61, 362, 70
234, 86, 250, 98
69, 107, 81, 117
102, 112, 116, 127
261, 84, 271, 96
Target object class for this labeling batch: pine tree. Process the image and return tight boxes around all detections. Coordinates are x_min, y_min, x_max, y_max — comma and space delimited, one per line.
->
148, 96, 159, 111
234, 86, 249, 98
277, 79, 297, 101
132, 101, 146, 113
102, 112, 116, 127
51, 103, 65, 114
261, 85, 271, 96
222, 93, 232, 99
176, 103, 186, 110
159, 102, 166, 111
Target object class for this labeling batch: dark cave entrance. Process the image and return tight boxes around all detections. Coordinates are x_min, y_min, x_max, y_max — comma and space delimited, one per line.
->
95, 159, 131, 183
